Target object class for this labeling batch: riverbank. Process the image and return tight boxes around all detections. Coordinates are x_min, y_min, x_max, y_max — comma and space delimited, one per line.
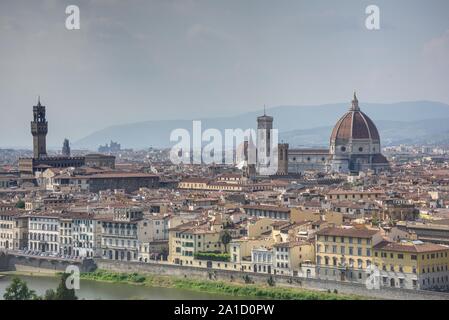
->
0, 273, 247, 300
80, 270, 363, 300
0, 270, 57, 277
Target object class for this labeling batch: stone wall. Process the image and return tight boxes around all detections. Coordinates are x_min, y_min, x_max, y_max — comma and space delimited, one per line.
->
3, 253, 449, 300
0, 252, 8, 271
1, 253, 96, 274
95, 259, 449, 300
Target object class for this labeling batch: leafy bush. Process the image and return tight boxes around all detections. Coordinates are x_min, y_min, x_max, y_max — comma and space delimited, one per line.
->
194, 252, 230, 262
81, 270, 147, 284
267, 276, 275, 287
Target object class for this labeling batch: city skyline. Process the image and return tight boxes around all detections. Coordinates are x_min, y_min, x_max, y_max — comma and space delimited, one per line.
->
2, 1, 449, 304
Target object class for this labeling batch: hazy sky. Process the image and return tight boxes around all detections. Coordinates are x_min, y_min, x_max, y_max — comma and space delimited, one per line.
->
1, 0, 449, 147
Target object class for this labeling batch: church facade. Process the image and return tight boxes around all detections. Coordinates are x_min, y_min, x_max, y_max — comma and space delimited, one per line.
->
256, 93, 389, 176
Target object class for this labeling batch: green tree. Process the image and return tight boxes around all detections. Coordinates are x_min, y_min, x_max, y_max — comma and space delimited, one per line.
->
267, 276, 275, 287
3, 277, 38, 300
44, 273, 78, 300
15, 200, 25, 209
44, 289, 57, 300
54, 273, 78, 300
220, 231, 232, 253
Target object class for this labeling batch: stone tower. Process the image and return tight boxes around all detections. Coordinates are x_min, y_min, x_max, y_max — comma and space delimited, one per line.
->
31, 97, 48, 159
277, 143, 289, 175
256, 106, 274, 173
62, 138, 71, 157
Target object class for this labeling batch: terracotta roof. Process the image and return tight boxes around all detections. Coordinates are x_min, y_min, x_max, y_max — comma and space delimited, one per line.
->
273, 241, 310, 248
242, 205, 291, 213
373, 240, 449, 253
330, 103, 380, 142
180, 178, 210, 183
316, 226, 380, 238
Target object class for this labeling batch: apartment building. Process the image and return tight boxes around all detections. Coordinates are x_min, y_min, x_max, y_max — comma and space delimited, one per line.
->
315, 226, 383, 283
0, 212, 15, 250
72, 214, 101, 258
273, 241, 315, 276
373, 240, 449, 290
99, 207, 143, 261
242, 205, 291, 221
28, 213, 60, 253
168, 221, 223, 266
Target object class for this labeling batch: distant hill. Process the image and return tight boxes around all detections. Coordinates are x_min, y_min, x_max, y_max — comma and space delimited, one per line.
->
74, 101, 449, 149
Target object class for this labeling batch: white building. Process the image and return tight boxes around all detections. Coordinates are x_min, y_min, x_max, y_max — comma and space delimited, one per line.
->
251, 246, 274, 274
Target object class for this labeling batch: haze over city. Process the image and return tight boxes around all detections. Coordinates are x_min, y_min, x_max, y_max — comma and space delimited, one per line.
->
3, 0, 449, 307
1, 0, 449, 148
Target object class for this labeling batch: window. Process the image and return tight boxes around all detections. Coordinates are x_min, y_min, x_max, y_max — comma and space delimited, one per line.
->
411, 255, 417, 260
358, 147, 363, 152
357, 259, 363, 269
398, 254, 404, 259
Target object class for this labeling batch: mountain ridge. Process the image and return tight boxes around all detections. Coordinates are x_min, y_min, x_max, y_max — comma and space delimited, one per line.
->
73, 101, 449, 149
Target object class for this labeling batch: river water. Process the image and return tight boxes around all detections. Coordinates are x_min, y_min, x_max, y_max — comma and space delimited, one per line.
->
0, 274, 252, 300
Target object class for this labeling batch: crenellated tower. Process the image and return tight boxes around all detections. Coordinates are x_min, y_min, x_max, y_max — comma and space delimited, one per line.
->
31, 97, 48, 159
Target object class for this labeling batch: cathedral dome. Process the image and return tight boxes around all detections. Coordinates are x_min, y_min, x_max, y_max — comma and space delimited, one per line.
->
330, 93, 380, 142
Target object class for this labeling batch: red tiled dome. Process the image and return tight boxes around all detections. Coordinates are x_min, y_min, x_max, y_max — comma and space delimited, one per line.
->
330, 94, 380, 142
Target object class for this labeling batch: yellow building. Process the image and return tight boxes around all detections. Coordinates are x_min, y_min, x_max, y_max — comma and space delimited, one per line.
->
178, 178, 210, 190
273, 241, 315, 276
247, 218, 274, 238
290, 208, 343, 226
373, 240, 449, 290
168, 221, 224, 267
315, 226, 383, 283
0, 212, 15, 250
325, 190, 385, 201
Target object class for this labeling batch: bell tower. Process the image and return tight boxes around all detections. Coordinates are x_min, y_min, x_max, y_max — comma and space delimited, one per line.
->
256, 106, 274, 173
31, 97, 48, 159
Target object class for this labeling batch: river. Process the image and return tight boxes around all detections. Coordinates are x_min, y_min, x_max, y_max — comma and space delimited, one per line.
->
0, 274, 253, 300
